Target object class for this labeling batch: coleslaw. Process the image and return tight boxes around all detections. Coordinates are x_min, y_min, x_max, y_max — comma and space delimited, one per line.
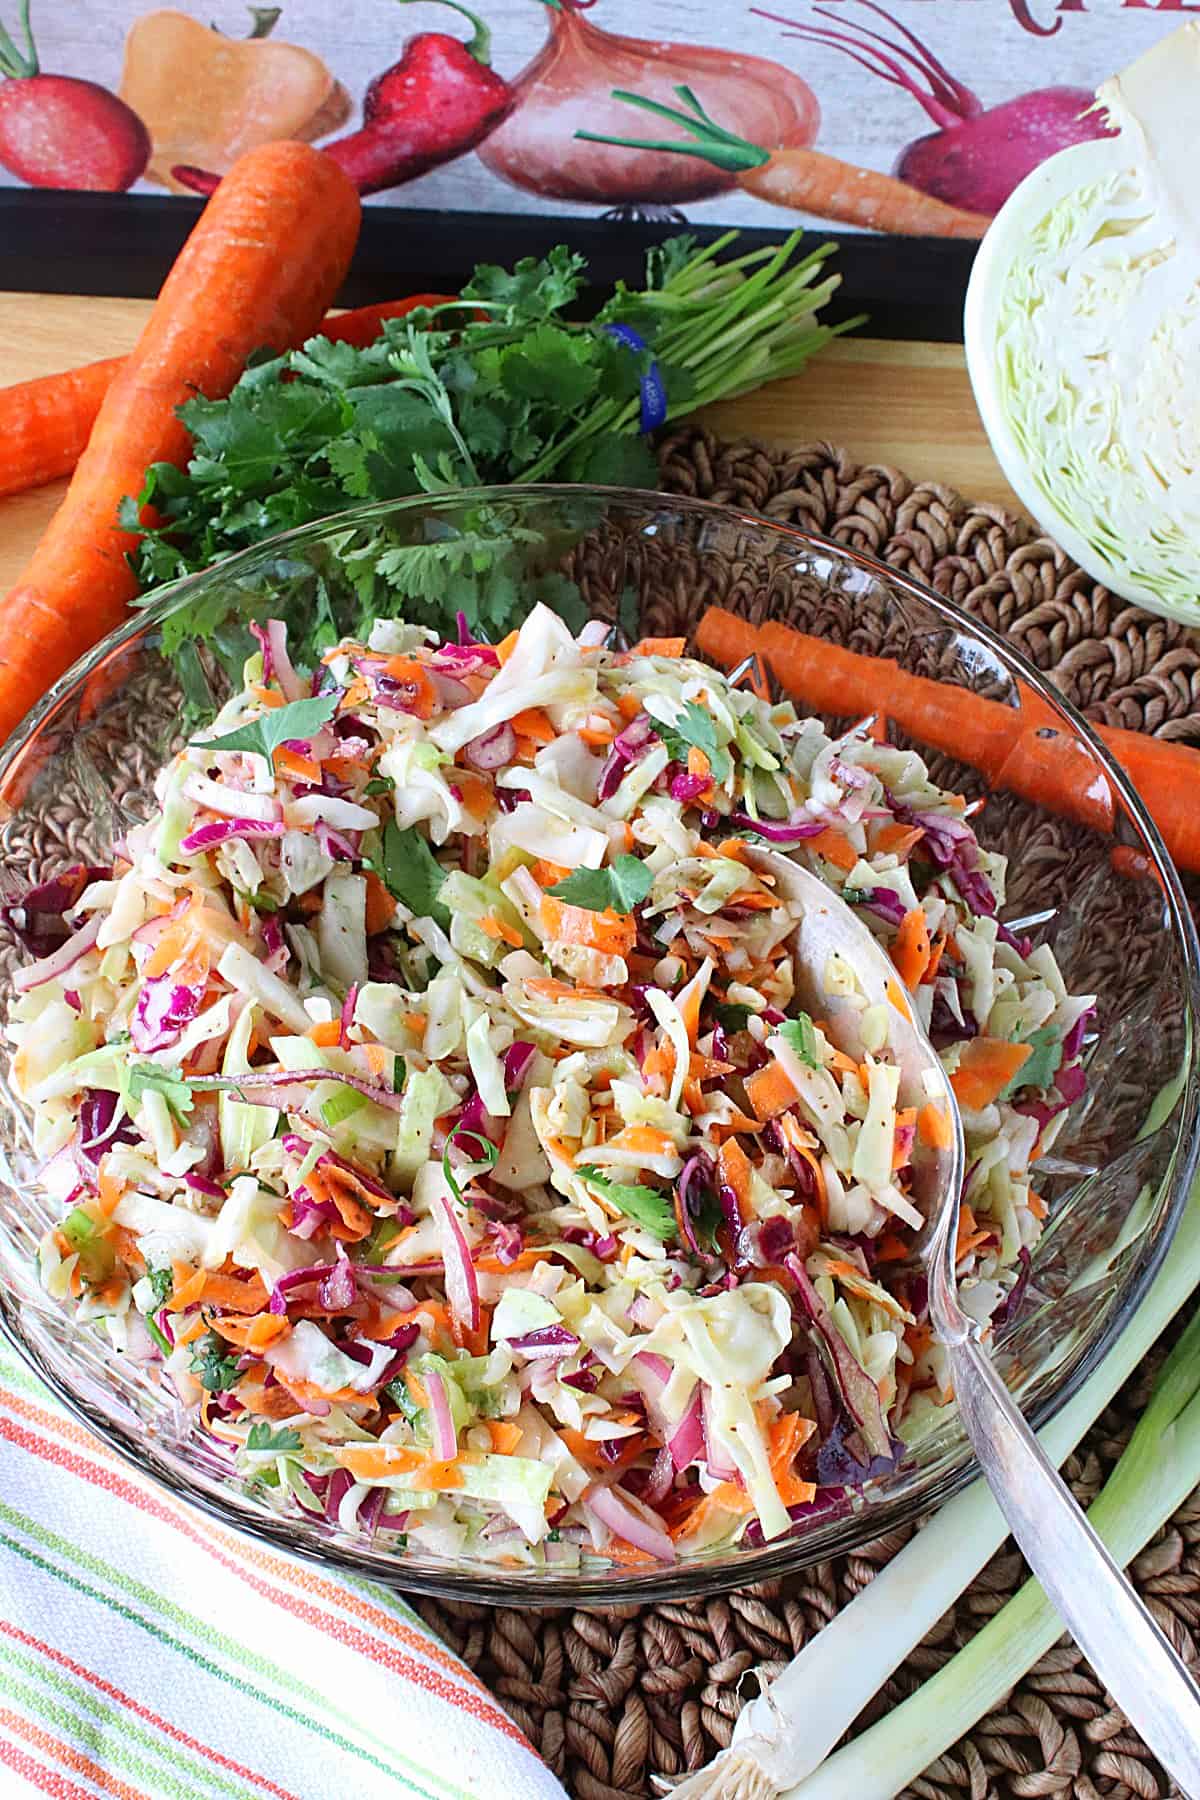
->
4, 603, 1093, 1567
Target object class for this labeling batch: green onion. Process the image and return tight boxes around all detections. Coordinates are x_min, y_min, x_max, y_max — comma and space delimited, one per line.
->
320, 1087, 365, 1129
677, 1081, 1200, 1800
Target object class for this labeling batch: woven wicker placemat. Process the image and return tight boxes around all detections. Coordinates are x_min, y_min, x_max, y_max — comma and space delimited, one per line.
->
414, 426, 1200, 1800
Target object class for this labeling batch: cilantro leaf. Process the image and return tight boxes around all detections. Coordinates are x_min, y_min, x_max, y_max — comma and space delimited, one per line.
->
245, 1423, 303, 1454
190, 1332, 240, 1394
126, 1062, 194, 1122
714, 1002, 751, 1033
443, 1118, 499, 1206
656, 702, 731, 783
145, 1266, 174, 1308
576, 1166, 675, 1242
776, 1013, 820, 1069
546, 855, 652, 914
372, 821, 449, 929
1000, 1026, 1063, 1100
192, 693, 338, 762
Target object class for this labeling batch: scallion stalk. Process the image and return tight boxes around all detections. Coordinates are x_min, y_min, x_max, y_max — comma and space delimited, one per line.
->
675, 1077, 1200, 1800
787, 1293, 1200, 1800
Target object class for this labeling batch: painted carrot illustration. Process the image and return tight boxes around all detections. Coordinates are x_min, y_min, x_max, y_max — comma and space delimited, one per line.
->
579, 85, 990, 236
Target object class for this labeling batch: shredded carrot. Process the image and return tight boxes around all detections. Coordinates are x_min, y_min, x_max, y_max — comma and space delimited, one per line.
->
808, 827, 858, 872
892, 907, 933, 989
488, 1420, 523, 1455
1027, 1188, 1048, 1221
307, 1018, 341, 1047
273, 745, 321, 784
495, 630, 520, 664
479, 912, 524, 948
364, 869, 397, 935
917, 1100, 953, 1150
510, 707, 556, 743
529, 859, 572, 888
382, 656, 438, 719
631, 636, 687, 658
950, 1037, 1032, 1111
577, 722, 616, 747
744, 1059, 800, 1122
210, 1311, 290, 1351
540, 894, 636, 956
886, 978, 913, 1023
872, 821, 924, 859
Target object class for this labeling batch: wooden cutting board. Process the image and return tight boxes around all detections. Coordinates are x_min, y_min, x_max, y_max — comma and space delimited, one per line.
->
0, 292, 1020, 592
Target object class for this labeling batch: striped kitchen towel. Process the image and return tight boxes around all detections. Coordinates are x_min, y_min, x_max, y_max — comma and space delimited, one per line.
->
0, 1343, 568, 1800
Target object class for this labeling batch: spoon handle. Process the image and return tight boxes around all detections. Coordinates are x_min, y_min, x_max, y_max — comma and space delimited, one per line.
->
947, 1330, 1200, 1791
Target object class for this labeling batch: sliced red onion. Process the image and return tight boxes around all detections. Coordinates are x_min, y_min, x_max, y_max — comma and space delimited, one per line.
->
892, 1120, 917, 1169
1062, 1009, 1095, 1061
2, 863, 109, 955
428, 1184, 479, 1333
634, 1350, 671, 1386
267, 1265, 325, 1314
267, 620, 304, 702
339, 983, 358, 1050
586, 1483, 675, 1563
675, 1152, 717, 1259
13, 911, 101, 992
131, 974, 205, 1054
642, 1447, 675, 1506
180, 818, 286, 855
78, 1089, 137, 1165
786, 1253, 892, 1462
597, 715, 656, 802
562, 1368, 599, 1392
857, 887, 907, 926
425, 1370, 458, 1460
317, 1256, 357, 1312
502, 1041, 538, 1093
1054, 1060, 1086, 1103
701, 1385, 738, 1481
666, 1387, 704, 1472
670, 771, 712, 804
184, 1173, 226, 1200
506, 1324, 580, 1359
464, 722, 516, 771
314, 821, 361, 863
323, 1466, 356, 1521
728, 810, 825, 842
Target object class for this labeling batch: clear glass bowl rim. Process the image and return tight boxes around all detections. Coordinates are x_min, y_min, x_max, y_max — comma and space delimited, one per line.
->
1, 481, 1197, 1606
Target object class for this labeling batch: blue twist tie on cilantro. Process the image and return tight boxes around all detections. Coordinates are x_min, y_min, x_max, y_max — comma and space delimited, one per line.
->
602, 323, 668, 433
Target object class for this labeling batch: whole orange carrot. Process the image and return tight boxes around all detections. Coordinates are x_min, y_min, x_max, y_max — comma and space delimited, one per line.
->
0, 141, 360, 748
0, 294, 450, 501
698, 607, 1200, 873
0, 356, 126, 499
579, 90, 990, 238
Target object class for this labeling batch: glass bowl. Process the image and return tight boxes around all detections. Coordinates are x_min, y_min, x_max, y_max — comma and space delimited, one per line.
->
0, 485, 1196, 1607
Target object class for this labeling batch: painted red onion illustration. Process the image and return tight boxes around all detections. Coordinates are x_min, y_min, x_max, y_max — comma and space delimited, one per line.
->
755, 0, 1112, 216
478, 0, 819, 208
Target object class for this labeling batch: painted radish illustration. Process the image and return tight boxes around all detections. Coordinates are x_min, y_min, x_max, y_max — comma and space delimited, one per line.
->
0, 0, 150, 190
754, 0, 1112, 215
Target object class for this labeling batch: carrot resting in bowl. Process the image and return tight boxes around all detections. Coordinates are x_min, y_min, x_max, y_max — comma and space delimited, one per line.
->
0, 140, 361, 750
696, 606, 1200, 872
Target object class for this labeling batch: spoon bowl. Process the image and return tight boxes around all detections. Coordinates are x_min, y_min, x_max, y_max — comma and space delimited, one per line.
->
754, 846, 1200, 1790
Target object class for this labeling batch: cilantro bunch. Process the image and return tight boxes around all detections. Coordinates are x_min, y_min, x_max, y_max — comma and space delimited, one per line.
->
128, 231, 852, 699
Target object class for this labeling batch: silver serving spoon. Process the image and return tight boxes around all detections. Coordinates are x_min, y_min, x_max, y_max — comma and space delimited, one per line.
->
752, 849, 1200, 1790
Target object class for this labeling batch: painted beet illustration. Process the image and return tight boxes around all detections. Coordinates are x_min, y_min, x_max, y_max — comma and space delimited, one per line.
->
755, 0, 1112, 215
